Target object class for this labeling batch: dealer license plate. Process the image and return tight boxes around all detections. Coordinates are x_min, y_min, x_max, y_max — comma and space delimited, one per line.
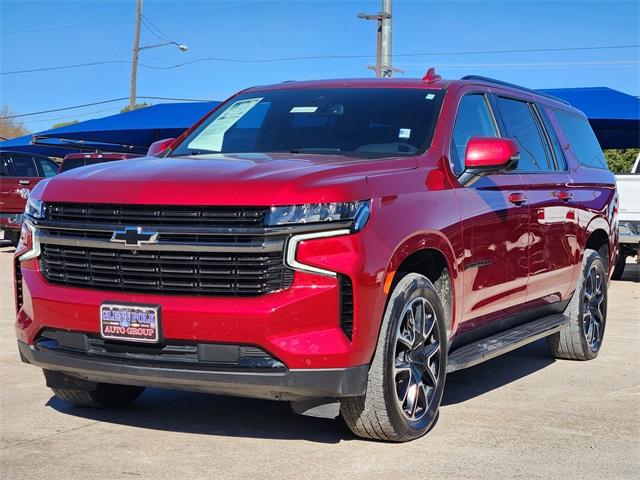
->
100, 303, 160, 343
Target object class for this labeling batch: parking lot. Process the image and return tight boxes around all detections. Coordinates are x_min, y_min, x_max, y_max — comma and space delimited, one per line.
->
0, 249, 638, 480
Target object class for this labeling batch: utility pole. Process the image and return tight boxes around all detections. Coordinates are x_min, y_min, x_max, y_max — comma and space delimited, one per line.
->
358, 0, 400, 77
380, 0, 392, 77
129, 0, 142, 110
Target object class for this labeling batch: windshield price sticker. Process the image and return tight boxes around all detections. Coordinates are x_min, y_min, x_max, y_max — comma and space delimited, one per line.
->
187, 97, 263, 152
290, 106, 318, 113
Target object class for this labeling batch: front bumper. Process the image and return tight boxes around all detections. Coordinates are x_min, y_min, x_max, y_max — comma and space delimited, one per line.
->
18, 340, 369, 401
15, 225, 392, 370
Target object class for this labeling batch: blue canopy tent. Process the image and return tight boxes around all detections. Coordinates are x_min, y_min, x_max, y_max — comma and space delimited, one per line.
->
539, 87, 640, 149
0, 101, 218, 157
1, 88, 637, 157
0, 134, 84, 158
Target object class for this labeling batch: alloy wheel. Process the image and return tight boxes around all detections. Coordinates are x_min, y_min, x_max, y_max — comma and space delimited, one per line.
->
583, 264, 605, 351
392, 297, 441, 421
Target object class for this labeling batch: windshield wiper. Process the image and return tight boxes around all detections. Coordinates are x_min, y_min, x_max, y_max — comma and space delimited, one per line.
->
288, 148, 342, 154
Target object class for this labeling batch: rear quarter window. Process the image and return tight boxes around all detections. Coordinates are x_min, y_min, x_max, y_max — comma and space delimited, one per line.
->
548, 108, 608, 169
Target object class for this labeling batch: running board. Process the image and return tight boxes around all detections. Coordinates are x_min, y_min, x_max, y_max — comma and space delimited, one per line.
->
447, 314, 568, 373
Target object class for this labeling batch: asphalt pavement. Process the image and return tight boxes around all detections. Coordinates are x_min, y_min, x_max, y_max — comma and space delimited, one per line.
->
1, 249, 638, 479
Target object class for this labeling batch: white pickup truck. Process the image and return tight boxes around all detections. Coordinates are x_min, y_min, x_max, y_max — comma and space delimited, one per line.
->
613, 155, 640, 279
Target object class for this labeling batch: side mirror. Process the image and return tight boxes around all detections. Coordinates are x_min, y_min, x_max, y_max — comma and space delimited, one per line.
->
460, 137, 519, 185
147, 138, 175, 157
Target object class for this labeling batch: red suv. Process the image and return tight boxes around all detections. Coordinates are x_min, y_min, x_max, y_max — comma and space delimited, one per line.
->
0, 151, 58, 245
14, 73, 617, 442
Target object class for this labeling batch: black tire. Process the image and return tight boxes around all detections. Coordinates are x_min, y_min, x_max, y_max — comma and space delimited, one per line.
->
340, 273, 447, 442
611, 253, 626, 280
52, 383, 145, 408
547, 249, 607, 361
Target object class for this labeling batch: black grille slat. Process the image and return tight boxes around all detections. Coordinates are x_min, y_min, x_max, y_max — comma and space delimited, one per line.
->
46, 202, 268, 227
40, 244, 292, 296
339, 275, 354, 340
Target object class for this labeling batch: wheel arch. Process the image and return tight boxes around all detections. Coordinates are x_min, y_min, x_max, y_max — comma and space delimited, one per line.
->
584, 222, 612, 273
383, 232, 458, 337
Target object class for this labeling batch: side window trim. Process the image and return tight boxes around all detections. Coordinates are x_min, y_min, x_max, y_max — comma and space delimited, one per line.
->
534, 104, 568, 171
449, 91, 501, 177
529, 103, 555, 170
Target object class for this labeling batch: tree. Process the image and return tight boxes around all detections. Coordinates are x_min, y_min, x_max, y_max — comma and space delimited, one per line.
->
604, 149, 639, 174
51, 120, 79, 129
0, 105, 29, 139
120, 102, 151, 113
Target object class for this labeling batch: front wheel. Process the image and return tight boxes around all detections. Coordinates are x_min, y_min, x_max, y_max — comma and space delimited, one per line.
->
341, 273, 447, 442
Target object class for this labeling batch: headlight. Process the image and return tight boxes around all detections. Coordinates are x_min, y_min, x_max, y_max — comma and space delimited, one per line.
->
24, 197, 45, 219
17, 221, 40, 261
266, 201, 370, 231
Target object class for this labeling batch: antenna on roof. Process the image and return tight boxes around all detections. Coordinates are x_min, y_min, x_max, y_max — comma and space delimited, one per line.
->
422, 67, 441, 83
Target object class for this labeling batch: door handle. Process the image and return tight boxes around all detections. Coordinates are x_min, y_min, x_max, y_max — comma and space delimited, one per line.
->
508, 192, 527, 205
18, 180, 30, 185
555, 190, 572, 202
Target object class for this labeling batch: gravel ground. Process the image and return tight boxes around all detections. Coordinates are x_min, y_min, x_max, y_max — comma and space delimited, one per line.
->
1, 249, 638, 480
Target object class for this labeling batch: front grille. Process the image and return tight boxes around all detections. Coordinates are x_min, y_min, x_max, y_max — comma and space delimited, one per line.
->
45, 202, 269, 227
39, 244, 294, 296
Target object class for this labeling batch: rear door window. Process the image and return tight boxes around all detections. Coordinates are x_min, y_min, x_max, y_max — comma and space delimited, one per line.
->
451, 94, 499, 174
496, 97, 552, 172
549, 108, 607, 169
9, 155, 39, 177
36, 157, 58, 177
0, 155, 9, 176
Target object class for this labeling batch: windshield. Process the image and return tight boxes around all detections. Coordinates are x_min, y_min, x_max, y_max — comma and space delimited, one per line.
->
171, 88, 444, 158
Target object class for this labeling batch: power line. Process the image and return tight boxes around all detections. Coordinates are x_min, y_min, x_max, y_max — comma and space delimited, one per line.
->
2, 44, 639, 75
2, 61, 131, 75
1, 96, 213, 120
1, 4, 249, 35
141, 14, 175, 44
26, 107, 125, 125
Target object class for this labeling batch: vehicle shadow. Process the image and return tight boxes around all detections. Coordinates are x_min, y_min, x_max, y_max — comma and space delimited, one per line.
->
46, 339, 556, 443
442, 339, 554, 405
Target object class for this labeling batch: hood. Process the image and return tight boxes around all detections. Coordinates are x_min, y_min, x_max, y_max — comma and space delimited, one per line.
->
35, 152, 417, 205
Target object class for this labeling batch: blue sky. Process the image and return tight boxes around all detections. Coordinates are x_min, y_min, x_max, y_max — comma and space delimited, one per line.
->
1, 0, 638, 132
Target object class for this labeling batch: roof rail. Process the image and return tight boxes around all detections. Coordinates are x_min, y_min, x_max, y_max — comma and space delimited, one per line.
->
461, 75, 570, 105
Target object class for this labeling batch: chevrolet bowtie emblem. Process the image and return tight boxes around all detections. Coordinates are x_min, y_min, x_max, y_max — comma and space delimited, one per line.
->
111, 226, 159, 246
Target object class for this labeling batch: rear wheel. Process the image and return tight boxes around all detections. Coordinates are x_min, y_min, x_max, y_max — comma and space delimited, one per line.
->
52, 383, 145, 408
547, 249, 607, 360
341, 273, 447, 442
